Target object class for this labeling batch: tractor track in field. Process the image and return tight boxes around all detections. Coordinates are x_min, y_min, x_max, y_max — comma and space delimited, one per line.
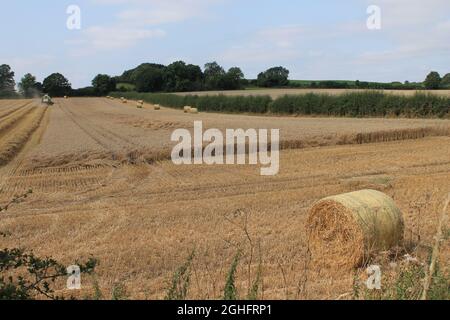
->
59, 101, 142, 151
0, 101, 32, 120
0, 104, 36, 136
0, 105, 49, 196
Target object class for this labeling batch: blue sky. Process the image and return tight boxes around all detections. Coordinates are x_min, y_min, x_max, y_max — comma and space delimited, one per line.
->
1, 0, 449, 88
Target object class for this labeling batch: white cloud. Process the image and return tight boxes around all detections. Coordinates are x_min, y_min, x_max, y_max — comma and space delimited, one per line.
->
220, 1, 450, 80
68, 0, 221, 55
1, 55, 55, 83
356, 0, 450, 69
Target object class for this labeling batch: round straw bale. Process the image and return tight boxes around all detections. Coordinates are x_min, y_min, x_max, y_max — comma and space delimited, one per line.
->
154, 104, 161, 110
306, 189, 404, 269
189, 108, 199, 114
184, 106, 191, 113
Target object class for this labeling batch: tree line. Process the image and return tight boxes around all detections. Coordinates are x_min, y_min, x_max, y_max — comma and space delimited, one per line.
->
1, 62, 450, 99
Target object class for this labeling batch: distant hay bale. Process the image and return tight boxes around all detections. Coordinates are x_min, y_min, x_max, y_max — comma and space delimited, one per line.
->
64, 96, 68, 99
122, 99, 128, 104
306, 189, 404, 270
154, 104, 161, 110
188, 108, 199, 114
184, 106, 192, 113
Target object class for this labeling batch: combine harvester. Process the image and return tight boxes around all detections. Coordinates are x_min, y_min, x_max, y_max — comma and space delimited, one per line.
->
41, 94, 54, 106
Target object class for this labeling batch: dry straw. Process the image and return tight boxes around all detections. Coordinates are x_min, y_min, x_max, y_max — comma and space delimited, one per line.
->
154, 104, 161, 110
306, 189, 404, 270
189, 108, 199, 114
184, 106, 192, 113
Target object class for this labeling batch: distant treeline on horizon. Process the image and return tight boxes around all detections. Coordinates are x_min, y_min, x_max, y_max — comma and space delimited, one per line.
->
1, 61, 449, 98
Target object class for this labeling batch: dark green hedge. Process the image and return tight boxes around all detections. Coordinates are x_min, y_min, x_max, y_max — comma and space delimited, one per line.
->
110, 91, 450, 118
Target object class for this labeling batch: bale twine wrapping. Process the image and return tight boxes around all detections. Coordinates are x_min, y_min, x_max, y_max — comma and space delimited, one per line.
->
307, 189, 404, 269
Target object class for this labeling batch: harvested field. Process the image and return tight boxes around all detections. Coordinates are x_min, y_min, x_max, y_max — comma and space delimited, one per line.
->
175, 88, 450, 99
20, 98, 450, 169
0, 97, 449, 300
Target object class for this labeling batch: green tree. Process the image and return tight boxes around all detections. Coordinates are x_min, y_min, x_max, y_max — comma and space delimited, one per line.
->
204, 61, 226, 90
42, 73, 72, 97
133, 65, 165, 92
441, 73, 450, 87
222, 67, 245, 90
424, 71, 441, 90
164, 61, 203, 92
18, 73, 40, 98
257, 66, 289, 87
0, 64, 16, 97
92, 74, 116, 96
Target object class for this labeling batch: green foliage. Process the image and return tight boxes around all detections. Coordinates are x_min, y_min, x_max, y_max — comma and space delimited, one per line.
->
90, 278, 103, 300
116, 61, 244, 93
0, 64, 17, 98
247, 253, 263, 300
71, 86, 98, 97
257, 66, 290, 87
441, 73, 450, 88
92, 74, 116, 95
1, 191, 98, 300
224, 252, 240, 301
18, 73, 41, 98
111, 282, 128, 300
424, 71, 442, 90
0, 249, 97, 300
204, 61, 226, 90
111, 92, 272, 114
354, 263, 449, 301
165, 251, 195, 300
427, 264, 450, 300
116, 83, 136, 92
271, 91, 449, 117
223, 67, 245, 90
165, 61, 203, 92
112, 91, 450, 118
42, 73, 72, 97
134, 65, 165, 92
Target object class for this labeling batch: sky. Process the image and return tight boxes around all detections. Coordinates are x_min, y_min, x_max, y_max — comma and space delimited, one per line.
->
1, 0, 449, 88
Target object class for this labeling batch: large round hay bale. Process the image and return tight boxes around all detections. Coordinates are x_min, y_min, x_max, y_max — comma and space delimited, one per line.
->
154, 104, 161, 110
189, 108, 199, 114
184, 106, 191, 113
306, 189, 404, 269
